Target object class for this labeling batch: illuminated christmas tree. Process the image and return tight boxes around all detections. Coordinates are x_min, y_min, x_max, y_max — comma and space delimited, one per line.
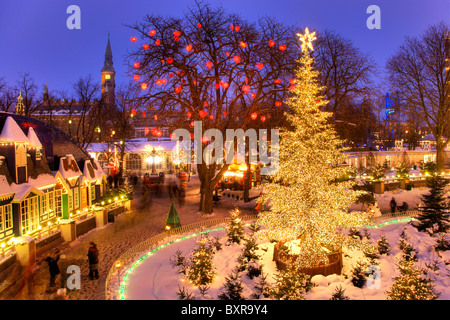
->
258, 28, 371, 268
186, 237, 217, 286
385, 258, 440, 300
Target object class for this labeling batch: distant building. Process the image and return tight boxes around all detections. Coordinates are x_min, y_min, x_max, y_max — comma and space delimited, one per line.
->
34, 35, 116, 138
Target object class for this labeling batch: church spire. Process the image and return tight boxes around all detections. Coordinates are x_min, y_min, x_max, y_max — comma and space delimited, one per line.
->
15, 91, 25, 115
102, 33, 114, 72
101, 33, 115, 106
43, 83, 49, 101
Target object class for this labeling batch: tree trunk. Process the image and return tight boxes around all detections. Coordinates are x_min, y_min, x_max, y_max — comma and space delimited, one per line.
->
436, 142, 445, 172
199, 176, 214, 215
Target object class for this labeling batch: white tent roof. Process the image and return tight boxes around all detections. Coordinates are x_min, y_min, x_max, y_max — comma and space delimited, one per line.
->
27, 127, 42, 148
0, 116, 28, 142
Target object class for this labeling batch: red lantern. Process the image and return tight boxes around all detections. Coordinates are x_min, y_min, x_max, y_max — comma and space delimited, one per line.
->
187, 111, 192, 118
199, 110, 207, 118
223, 110, 228, 117
204, 101, 208, 107
235, 26, 240, 32
251, 112, 257, 120
133, 75, 141, 81
209, 114, 214, 120
240, 41, 247, 49
197, 23, 202, 28
268, 39, 275, 47
202, 136, 209, 144
274, 79, 281, 84
151, 128, 158, 135
275, 101, 282, 107
222, 82, 229, 89
157, 131, 162, 137
242, 85, 251, 93
206, 61, 213, 69
251, 92, 256, 99
173, 30, 181, 37
156, 79, 163, 85
289, 84, 297, 90
132, 109, 137, 116
166, 57, 174, 64
162, 79, 167, 85
175, 86, 182, 94
256, 62, 264, 70
155, 39, 161, 46
190, 133, 195, 139
174, 36, 180, 42
169, 73, 173, 79
215, 83, 220, 89
189, 121, 195, 127
141, 83, 148, 90
154, 114, 158, 120
233, 55, 241, 63
289, 78, 296, 84
186, 44, 193, 52
279, 45, 286, 51
134, 62, 140, 69
149, 30, 156, 37
142, 111, 146, 117
260, 115, 266, 122
226, 51, 230, 57
143, 44, 150, 50
230, 24, 234, 31
130, 37, 137, 43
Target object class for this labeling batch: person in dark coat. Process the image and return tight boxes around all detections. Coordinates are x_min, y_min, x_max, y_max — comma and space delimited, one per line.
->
45, 249, 61, 287
107, 175, 113, 188
87, 242, 99, 280
390, 197, 397, 213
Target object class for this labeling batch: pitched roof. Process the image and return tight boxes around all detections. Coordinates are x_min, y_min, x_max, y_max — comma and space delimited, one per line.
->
0, 116, 28, 142
27, 127, 42, 148
59, 154, 82, 179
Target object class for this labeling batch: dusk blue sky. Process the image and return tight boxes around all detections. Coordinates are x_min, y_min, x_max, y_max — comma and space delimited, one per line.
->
0, 0, 448, 96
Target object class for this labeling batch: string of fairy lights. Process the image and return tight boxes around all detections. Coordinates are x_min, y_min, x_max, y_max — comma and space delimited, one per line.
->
116, 217, 416, 300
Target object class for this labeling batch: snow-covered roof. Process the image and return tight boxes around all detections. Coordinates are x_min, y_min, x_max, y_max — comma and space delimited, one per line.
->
58, 154, 82, 179
9, 173, 58, 201
0, 116, 28, 142
10, 185, 44, 202
0, 175, 13, 199
27, 127, 42, 148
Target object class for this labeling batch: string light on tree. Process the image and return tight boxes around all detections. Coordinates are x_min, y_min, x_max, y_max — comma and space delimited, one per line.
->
257, 27, 372, 269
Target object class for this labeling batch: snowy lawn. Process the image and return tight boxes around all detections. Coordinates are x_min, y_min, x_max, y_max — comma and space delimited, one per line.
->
118, 221, 450, 300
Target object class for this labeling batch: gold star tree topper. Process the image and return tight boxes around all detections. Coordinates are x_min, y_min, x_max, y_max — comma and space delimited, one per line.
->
297, 27, 317, 53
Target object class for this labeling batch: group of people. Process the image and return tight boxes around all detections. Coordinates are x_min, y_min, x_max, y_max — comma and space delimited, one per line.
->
44, 242, 100, 289
107, 174, 122, 189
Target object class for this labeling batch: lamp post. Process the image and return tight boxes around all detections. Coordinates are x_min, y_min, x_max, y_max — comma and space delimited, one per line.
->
151, 147, 156, 174
115, 261, 122, 286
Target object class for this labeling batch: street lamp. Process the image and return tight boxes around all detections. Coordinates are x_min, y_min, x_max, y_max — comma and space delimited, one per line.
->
151, 147, 156, 174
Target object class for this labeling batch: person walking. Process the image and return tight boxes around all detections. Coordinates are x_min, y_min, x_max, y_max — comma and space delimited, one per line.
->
45, 249, 61, 287
390, 197, 397, 214
87, 242, 99, 280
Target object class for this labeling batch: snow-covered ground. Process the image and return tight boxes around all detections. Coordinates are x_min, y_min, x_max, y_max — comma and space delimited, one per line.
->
119, 221, 450, 300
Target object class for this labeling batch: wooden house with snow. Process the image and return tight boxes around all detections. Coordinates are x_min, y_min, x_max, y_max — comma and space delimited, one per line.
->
0, 113, 107, 243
